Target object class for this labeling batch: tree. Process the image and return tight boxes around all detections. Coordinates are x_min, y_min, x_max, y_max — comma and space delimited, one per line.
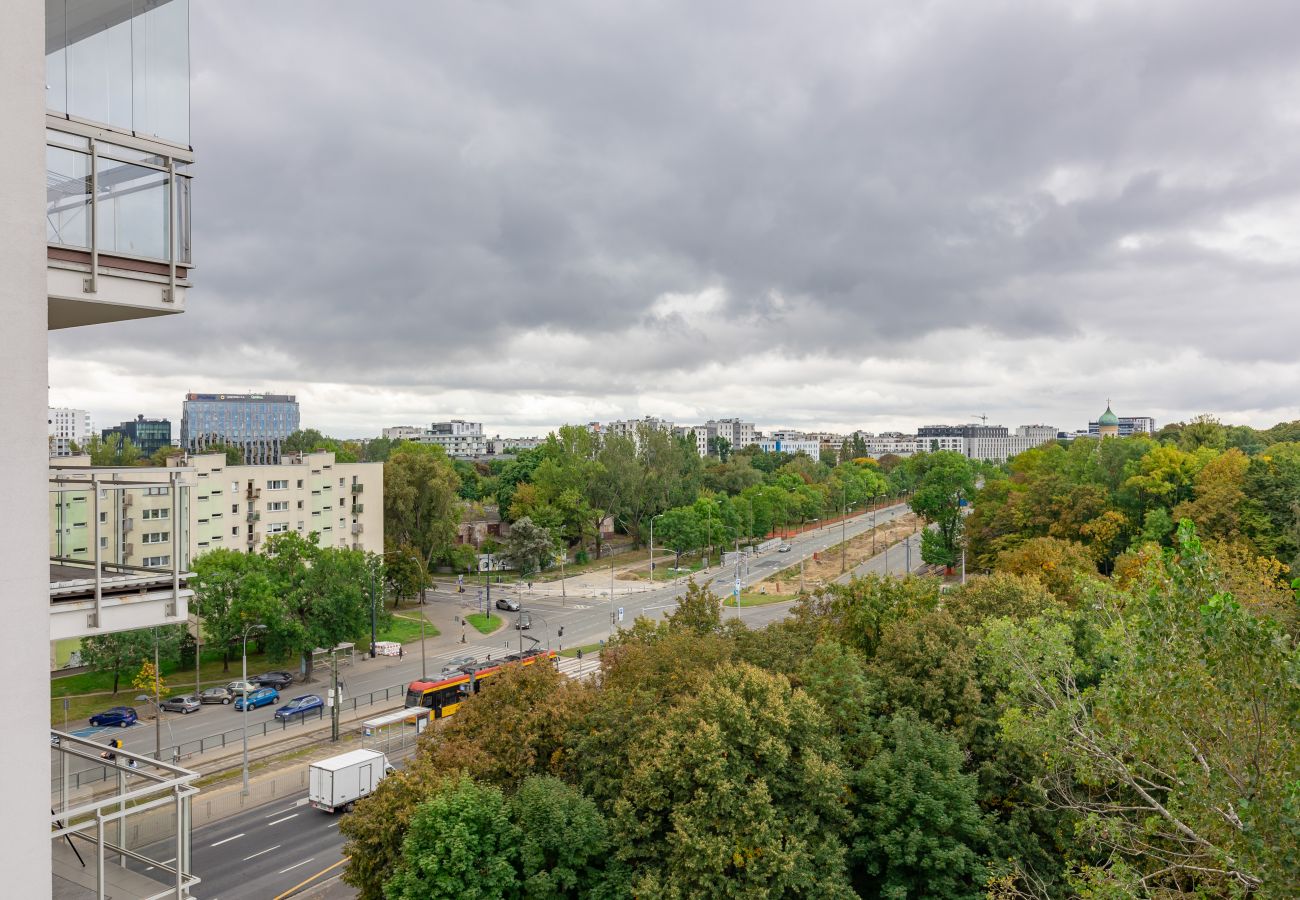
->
79, 626, 182, 694
501, 516, 555, 578
191, 548, 280, 671
384, 776, 521, 900
131, 658, 163, 698
384, 443, 462, 601
510, 776, 614, 899
654, 504, 705, 568
384, 544, 429, 606
707, 435, 732, 461
851, 712, 990, 899
910, 452, 975, 570
983, 522, 1300, 896
82, 433, 142, 466
612, 663, 854, 898
665, 578, 723, 636
148, 445, 184, 467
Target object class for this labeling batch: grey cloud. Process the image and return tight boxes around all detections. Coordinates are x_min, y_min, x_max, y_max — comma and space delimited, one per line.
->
49, 0, 1300, 431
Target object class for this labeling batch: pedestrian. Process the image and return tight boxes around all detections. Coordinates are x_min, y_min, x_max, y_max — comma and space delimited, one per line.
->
399, 645, 404, 659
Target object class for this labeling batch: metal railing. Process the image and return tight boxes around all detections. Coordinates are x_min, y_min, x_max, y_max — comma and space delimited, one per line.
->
53, 682, 411, 793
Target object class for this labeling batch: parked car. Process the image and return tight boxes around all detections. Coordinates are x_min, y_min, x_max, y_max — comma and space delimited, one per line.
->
274, 695, 325, 721
233, 687, 279, 711
199, 686, 233, 705
89, 706, 138, 728
251, 671, 294, 690
159, 691, 198, 712
226, 680, 258, 696
514, 612, 533, 630
778, 544, 793, 553
495, 597, 520, 611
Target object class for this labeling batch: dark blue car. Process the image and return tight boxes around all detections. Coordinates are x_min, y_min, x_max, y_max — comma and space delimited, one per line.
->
233, 687, 278, 711
89, 706, 138, 728
273, 694, 324, 721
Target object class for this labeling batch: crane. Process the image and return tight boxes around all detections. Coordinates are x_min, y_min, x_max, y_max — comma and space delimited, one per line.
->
970, 414, 988, 426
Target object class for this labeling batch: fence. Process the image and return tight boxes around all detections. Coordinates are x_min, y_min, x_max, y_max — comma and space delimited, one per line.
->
54, 681, 411, 793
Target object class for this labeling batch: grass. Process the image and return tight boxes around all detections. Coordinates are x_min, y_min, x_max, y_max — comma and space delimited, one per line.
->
559, 642, 605, 658
380, 613, 439, 644
730, 591, 799, 607
466, 613, 504, 635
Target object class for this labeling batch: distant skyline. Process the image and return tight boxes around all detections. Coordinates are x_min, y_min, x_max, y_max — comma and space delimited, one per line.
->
49, 1, 1300, 436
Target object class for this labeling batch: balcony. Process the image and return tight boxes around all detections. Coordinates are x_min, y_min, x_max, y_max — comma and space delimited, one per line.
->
246, 511, 260, 523
351, 523, 364, 536
49, 465, 194, 642
351, 503, 364, 515
51, 731, 199, 898
245, 486, 261, 500
351, 483, 363, 495
247, 531, 262, 546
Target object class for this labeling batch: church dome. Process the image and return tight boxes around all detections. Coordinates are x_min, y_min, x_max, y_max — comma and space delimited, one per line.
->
1098, 405, 1119, 427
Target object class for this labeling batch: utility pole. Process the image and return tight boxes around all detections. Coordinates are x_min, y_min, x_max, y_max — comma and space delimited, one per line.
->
153, 627, 161, 759
194, 600, 202, 698
485, 554, 491, 615
420, 614, 428, 678
559, 552, 566, 605
330, 647, 340, 742
960, 548, 966, 586
906, 534, 911, 573
799, 555, 805, 594
872, 494, 878, 556
369, 563, 378, 658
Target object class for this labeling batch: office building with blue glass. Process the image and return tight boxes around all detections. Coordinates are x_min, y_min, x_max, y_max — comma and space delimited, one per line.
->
181, 393, 300, 464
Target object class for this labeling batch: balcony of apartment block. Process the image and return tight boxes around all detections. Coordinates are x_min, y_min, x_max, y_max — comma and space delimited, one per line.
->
51, 731, 199, 898
245, 486, 261, 500
351, 502, 364, 515
45, 0, 194, 329
49, 465, 194, 643
351, 483, 364, 495
351, 523, 365, 536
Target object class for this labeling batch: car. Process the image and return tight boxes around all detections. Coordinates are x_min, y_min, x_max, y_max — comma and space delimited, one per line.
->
778, 544, 793, 553
251, 671, 294, 690
233, 687, 278, 711
89, 706, 137, 728
226, 680, 258, 696
514, 612, 533, 630
273, 694, 324, 721
159, 695, 201, 715
438, 655, 476, 674
495, 597, 520, 611
200, 686, 233, 705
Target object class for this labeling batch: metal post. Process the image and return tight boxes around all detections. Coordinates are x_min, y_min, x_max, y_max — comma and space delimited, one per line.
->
872, 495, 878, 555
560, 553, 566, 605
331, 648, 340, 742
91, 475, 102, 627
154, 628, 162, 759
799, 555, 805, 593
884, 539, 889, 576
241, 630, 250, 796
961, 548, 966, 585
117, 765, 127, 868
174, 788, 184, 898
649, 516, 655, 580
369, 564, 378, 658
840, 485, 847, 573
906, 534, 911, 572
421, 616, 428, 678
96, 809, 105, 899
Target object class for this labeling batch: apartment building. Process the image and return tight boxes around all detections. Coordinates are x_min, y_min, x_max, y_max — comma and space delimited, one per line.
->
917, 423, 1057, 462
181, 392, 301, 464
47, 406, 92, 456
176, 450, 384, 557
674, 425, 711, 457
756, 436, 822, 458
705, 417, 757, 450
4, 1, 199, 892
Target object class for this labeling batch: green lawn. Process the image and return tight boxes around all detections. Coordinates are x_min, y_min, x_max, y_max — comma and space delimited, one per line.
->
731, 591, 798, 607
380, 613, 439, 644
466, 613, 504, 634
559, 642, 604, 658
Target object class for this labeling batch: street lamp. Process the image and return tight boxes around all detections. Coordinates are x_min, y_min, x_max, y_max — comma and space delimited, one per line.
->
134, 693, 174, 761
649, 513, 664, 581
239, 622, 267, 797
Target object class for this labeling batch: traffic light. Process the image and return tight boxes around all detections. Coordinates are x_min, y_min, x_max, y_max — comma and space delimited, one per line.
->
558, 626, 564, 638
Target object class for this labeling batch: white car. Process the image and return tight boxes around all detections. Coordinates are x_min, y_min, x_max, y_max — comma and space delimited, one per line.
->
778, 544, 793, 553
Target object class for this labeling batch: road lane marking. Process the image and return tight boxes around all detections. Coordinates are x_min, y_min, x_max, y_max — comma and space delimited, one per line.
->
266, 813, 298, 825
242, 844, 280, 861
272, 856, 348, 900
210, 833, 244, 847
278, 857, 316, 875
292, 798, 308, 808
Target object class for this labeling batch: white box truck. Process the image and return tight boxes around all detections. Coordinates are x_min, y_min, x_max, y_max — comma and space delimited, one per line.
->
308, 749, 393, 813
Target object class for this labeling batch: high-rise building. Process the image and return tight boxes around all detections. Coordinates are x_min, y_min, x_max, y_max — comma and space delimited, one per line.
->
181, 392, 301, 464
917, 423, 1056, 462
5, 1, 199, 893
47, 406, 92, 456
101, 413, 172, 457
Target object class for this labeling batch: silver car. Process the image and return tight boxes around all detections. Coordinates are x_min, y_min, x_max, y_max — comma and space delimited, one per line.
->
199, 686, 233, 705
159, 695, 201, 715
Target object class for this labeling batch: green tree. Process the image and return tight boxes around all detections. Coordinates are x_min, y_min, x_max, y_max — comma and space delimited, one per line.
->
384, 443, 462, 600
511, 776, 614, 899
612, 663, 854, 898
82, 433, 142, 466
191, 548, 280, 671
654, 504, 705, 567
851, 712, 990, 899
707, 434, 732, 461
384, 543, 429, 606
665, 578, 723, 636
501, 516, 555, 578
910, 452, 975, 569
384, 776, 520, 900
79, 627, 156, 694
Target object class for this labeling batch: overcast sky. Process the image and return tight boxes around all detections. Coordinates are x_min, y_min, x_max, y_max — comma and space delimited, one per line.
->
49, 0, 1300, 438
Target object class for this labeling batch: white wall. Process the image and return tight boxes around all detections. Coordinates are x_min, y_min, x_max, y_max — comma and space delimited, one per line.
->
0, 0, 53, 892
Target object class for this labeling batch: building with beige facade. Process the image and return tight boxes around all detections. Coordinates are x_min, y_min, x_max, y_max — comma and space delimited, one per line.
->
175, 450, 384, 557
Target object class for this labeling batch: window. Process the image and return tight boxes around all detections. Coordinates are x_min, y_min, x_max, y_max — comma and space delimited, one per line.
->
339, 498, 345, 507
267, 479, 288, 490
99, 536, 108, 549
339, 477, 345, 487
212, 534, 223, 542
198, 518, 208, 525
267, 500, 289, 512
268, 522, 289, 534
197, 541, 209, 549
297, 500, 304, 509
231, 526, 239, 536
296, 480, 304, 489
297, 521, 304, 531
143, 555, 171, 567
232, 504, 239, 514
141, 508, 169, 520
99, 511, 108, 523
142, 531, 169, 544
145, 486, 169, 496
231, 482, 238, 493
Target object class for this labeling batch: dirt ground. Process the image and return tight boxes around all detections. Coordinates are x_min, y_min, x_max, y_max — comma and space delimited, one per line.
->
764, 512, 921, 593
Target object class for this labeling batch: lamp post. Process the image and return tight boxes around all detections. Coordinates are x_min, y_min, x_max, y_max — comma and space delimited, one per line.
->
840, 484, 848, 574
649, 513, 664, 581
239, 622, 266, 797
368, 560, 379, 658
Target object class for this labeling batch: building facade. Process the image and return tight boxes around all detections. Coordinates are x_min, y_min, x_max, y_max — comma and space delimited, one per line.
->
175, 450, 384, 558
47, 406, 92, 456
756, 437, 822, 458
4, 0, 199, 891
1088, 413, 1155, 437
917, 423, 1057, 462
705, 418, 757, 451
181, 392, 300, 464
101, 413, 171, 457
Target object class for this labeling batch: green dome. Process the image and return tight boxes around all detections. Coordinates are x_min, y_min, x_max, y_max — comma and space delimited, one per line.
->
1098, 405, 1119, 427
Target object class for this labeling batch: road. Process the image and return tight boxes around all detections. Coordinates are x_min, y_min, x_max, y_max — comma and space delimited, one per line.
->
66, 504, 916, 771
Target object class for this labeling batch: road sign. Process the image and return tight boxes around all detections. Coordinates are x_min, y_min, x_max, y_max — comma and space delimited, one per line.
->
617, 606, 624, 623
733, 579, 741, 596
